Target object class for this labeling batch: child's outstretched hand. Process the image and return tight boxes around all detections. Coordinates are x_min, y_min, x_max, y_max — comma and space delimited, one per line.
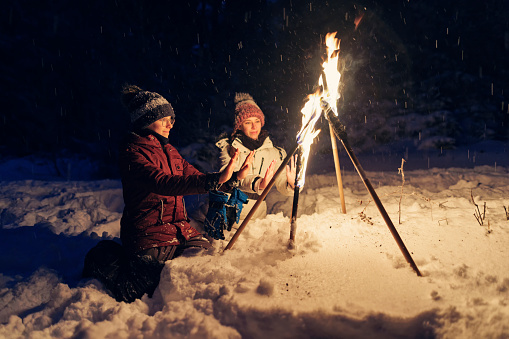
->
218, 149, 254, 184
237, 151, 254, 180
219, 148, 240, 184
258, 160, 276, 191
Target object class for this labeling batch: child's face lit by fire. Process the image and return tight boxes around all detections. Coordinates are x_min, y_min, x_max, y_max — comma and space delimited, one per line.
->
147, 116, 175, 138
240, 117, 261, 140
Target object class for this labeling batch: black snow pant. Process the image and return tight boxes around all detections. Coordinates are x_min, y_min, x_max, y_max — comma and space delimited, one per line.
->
82, 233, 211, 303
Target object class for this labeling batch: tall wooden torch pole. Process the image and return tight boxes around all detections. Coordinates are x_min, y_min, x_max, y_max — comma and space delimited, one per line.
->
288, 147, 303, 249
329, 123, 347, 213
322, 101, 422, 277
322, 73, 347, 214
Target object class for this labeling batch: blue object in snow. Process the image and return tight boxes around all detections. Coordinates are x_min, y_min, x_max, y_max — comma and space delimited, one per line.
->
226, 188, 248, 231
204, 190, 229, 240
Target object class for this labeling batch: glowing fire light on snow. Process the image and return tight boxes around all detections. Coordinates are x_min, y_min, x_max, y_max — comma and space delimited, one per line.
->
295, 32, 341, 187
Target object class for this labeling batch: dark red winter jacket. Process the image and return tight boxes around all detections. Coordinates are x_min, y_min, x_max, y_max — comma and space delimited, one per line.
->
118, 132, 208, 253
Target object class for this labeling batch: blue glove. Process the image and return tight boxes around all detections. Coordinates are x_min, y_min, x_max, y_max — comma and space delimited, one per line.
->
204, 190, 229, 240
225, 188, 249, 231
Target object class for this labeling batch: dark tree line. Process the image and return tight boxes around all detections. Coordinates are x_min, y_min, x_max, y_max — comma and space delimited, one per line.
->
1, 0, 507, 177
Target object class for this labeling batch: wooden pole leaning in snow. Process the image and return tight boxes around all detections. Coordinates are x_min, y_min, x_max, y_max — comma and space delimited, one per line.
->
329, 123, 347, 214
322, 101, 422, 277
224, 143, 300, 251
288, 147, 303, 249
321, 71, 347, 214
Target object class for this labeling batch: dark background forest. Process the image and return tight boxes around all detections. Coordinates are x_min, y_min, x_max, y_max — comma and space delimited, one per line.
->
1, 0, 508, 178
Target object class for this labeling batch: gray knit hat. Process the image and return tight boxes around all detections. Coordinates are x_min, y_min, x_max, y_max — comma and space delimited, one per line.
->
121, 84, 175, 130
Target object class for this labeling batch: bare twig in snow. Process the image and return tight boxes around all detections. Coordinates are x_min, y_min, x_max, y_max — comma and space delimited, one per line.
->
358, 160, 436, 222
438, 218, 448, 226
470, 189, 486, 226
398, 158, 406, 224
486, 220, 492, 235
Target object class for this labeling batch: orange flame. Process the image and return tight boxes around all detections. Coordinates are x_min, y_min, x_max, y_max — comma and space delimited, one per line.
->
295, 90, 322, 187
295, 32, 341, 187
321, 32, 341, 114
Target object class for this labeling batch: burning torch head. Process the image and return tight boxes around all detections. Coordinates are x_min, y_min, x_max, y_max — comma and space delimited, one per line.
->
321, 98, 347, 142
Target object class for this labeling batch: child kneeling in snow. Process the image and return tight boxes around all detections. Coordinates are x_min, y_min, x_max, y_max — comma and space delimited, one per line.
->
82, 85, 252, 303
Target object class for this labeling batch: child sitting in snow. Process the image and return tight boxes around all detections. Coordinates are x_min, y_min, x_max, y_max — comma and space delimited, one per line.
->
213, 93, 297, 221
192, 93, 298, 240
82, 85, 253, 303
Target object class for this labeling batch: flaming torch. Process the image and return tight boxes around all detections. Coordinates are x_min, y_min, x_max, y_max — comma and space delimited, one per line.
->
289, 91, 323, 249
320, 32, 420, 276
322, 44, 421, 276
289, 32, 348, 248
322, 101, 421, 276
321, 32, 347, 214
224, 113, 318, 251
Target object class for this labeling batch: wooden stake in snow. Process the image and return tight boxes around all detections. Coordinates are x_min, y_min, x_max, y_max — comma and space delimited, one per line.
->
321, 68, 347, 214
398, 158, 406, 225
329, 122, 347, 214
322, 100, 422, 277
289, 148, 303, 249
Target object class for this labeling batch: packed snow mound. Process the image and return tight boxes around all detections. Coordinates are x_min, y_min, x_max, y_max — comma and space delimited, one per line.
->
1, 162, 509, 338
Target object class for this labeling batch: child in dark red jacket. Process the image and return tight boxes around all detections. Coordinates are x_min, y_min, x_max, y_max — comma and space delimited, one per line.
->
83, 85, 253, 303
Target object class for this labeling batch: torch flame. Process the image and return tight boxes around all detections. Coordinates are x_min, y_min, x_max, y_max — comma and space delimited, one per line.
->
321, 32, 341, 115
295, 32, 341, 187
295, 90, 322, 187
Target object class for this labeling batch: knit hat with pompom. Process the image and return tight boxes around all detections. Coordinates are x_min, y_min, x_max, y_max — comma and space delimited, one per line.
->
121, 84, 175, 131
233, 93, 265, 135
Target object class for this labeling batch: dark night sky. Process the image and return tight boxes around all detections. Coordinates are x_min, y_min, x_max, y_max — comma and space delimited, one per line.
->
1, 0, 508, 177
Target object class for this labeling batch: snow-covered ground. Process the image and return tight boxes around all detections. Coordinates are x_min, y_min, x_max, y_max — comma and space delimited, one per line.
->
0, 142, 509, 338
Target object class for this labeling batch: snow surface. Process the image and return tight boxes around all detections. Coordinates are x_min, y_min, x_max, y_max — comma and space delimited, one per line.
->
1, 143, 509, 338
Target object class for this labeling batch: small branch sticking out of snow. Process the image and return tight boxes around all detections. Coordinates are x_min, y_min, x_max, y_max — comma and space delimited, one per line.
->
438, 218, 449, 226
398, 158, 406, 225
470, 189, 487, 227
359, 160, 436, 223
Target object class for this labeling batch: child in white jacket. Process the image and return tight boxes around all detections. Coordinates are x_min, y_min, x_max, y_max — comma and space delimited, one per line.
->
215, 93, 297, 221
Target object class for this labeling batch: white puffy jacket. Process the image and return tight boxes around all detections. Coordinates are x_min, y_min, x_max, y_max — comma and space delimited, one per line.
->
216, 135, 294, 220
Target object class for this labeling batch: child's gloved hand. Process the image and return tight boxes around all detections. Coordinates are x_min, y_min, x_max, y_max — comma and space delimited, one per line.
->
204, 190, 229, 240
225, 188, 248, 231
